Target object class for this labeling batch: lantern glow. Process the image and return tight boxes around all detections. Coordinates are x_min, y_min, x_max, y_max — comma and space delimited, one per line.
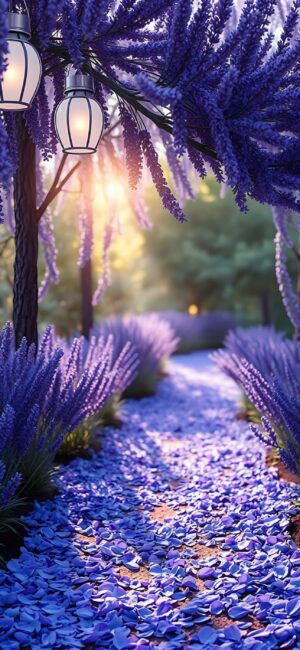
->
55, 72, 104, 155
4, 66, 17, 82
188, 305, 199, 316
0, 12, 42, 112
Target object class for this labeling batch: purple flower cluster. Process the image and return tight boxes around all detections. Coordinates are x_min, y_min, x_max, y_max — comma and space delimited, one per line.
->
95, 314, 179, 397
0, 321, 139, 499
51, 328, 140, 407
119, 105, 143, 190
92, 222, 114, 305
215, 325, 293, 382
160, 131, 195, 206
139, 130, 187, 223
159, 311, 237, 354
0, 0, 174, 182
275, 229, 300, 333
2, 0, 298, 221
214, 325, 300, 476
0, 459, 21, 516
154, 0, 300, 212
3, 0, 300, 318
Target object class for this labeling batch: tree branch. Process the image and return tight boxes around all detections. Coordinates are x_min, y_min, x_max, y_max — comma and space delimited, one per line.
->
36, 160, 81, 222
92, 69, 219, 161
46, 45, 219, 162
52, 153, 68, 190
36, 153, 68, 222
35, 118, 121, 224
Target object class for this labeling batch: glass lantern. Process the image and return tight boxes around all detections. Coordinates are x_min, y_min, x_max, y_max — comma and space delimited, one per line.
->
55, 72, 104, 154
0, 11, 42, 111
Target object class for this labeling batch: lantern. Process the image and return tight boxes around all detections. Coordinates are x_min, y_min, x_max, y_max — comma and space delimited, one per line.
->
55, 71, 104, 155
0, 8, 42, 111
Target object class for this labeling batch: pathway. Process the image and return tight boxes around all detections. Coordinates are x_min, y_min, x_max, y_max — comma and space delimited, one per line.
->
1, 352, 300, 649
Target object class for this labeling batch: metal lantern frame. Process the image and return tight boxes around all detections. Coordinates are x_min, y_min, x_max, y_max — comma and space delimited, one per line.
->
54, 72, 104, 155
1, 3, 104, 156
0, 1, 42, 111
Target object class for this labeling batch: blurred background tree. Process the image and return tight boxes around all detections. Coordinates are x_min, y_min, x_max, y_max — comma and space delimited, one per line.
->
142, 177, 293, 330
0, 176, 295, 335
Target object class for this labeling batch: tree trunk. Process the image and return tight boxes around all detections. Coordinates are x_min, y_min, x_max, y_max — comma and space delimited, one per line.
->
13, 116, 38, 349
80, 259, 94, 339
260, 291, 271, 326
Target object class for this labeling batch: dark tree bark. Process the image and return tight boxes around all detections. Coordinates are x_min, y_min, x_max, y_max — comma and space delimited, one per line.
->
80, 259, 94, 339
13, 116, 39, 350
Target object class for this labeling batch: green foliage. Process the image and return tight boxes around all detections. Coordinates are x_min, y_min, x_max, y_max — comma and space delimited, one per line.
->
99, 397, 123, 427
0, 176, 291, 336
142, 177, 295, 331
241, 394, 261, 425
57, 416, 101, 461
57, 397, 122, 460
18, 428, 62, 500
0, 493, 25, 538
123, 368, 160, 399
0, 234, 14, 326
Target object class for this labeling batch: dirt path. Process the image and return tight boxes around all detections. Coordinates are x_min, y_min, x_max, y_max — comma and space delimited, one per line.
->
0, 352, 300, 649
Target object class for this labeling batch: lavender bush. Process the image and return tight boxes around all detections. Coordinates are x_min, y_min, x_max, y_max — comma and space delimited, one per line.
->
214, 326, 300, 476
158, 311, 237, 354
95, 314, 179, 398
0, 323, 138, 497
214, 326, 294, 384
0, 458, 23, 539
49, 330, 139, 457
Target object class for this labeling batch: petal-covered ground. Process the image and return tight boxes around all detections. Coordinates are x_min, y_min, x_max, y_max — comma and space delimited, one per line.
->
1, 352, 300, 650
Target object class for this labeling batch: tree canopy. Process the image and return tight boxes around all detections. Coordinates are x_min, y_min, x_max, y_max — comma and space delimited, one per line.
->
1, 0, 300, 216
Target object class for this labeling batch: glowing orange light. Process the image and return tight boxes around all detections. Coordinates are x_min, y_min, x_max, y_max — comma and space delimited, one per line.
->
4, 66, 18, 82
188, 304, 199, 316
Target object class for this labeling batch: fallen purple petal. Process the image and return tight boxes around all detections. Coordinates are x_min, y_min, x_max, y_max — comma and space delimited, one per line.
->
0, 352, 300, 649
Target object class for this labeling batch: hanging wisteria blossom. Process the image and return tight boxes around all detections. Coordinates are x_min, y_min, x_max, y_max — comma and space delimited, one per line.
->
1, 0, 300, 215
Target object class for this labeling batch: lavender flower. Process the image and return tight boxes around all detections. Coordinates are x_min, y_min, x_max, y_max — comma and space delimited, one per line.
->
140, 130, 187, 223
275, 230, 300, 333
95, 314, 179, 398
1, 0, 300, 217
0, 457, 22, 538
0, 322, 139, 495
119, 104, 143, 190
0, 471, 22, 507
214, 325, 300, 477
